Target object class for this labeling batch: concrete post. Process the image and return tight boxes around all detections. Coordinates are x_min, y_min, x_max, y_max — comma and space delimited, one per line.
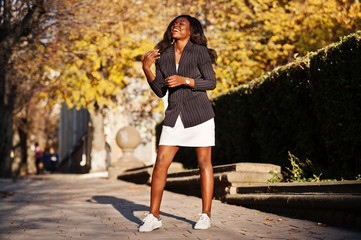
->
108, 126, 145, 180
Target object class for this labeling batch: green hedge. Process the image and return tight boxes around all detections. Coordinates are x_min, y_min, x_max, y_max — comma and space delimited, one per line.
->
155, 31, 361, 179
309, 33, 361, 178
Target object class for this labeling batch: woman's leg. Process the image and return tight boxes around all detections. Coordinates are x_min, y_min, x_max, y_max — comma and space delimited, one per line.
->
150, 145, 179, 219
196, 147, 214, 217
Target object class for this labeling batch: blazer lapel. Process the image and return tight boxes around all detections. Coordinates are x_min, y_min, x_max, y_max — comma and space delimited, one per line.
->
160, 41, 193, 77
161, 45, 176, 77
178, 41, 193, 74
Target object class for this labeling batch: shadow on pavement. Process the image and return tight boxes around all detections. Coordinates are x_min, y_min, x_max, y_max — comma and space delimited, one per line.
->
89, 196, 196, 226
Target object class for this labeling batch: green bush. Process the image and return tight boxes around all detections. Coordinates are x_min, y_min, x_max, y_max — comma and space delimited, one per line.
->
309, 33, 361, 178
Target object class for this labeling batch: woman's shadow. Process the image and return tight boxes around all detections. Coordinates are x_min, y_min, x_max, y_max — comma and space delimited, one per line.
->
88, 196, 195, 226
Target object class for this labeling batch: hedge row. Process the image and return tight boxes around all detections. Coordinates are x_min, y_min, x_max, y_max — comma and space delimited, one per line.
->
156, 31, 361, 179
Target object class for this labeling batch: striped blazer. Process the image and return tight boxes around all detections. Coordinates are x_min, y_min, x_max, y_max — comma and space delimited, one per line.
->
149, 41, 216, 128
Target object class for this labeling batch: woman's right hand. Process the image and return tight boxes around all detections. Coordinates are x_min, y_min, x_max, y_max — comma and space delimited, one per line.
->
143, 49, 160, 70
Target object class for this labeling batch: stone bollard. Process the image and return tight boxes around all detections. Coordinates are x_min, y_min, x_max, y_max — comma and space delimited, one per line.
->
108, 126, 145, 180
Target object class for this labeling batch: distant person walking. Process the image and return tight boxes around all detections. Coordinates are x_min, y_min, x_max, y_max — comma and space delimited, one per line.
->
34, 142, 43, 175
141, 15, 217, 232
43, 147, 59, 173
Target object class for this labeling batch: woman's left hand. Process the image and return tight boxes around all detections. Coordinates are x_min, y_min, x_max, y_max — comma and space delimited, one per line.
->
165, 75, 185, 88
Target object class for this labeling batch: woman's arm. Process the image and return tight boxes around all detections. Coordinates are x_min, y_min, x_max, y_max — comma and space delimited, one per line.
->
193, 46, 216, 91
143, 49, 159, 83
143, 50, 167, 98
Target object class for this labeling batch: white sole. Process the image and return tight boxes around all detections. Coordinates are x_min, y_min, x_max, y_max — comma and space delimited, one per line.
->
194, 226, 211, 230
139, 223, 162, 232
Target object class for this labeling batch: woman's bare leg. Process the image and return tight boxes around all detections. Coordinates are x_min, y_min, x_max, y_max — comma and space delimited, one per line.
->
196, 147, 214, 218
149, 145, 179, 219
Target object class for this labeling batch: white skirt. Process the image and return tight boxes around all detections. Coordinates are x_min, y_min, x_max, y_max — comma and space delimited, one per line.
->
159, 115, 215, 147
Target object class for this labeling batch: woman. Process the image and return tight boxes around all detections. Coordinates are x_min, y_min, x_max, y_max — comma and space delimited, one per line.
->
140, 15, 217, 232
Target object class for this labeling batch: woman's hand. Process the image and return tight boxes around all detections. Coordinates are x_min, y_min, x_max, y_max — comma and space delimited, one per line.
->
165, 75, 187, 88
143, 49, 160, 70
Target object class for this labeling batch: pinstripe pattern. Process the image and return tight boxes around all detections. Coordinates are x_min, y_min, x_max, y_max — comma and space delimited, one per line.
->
149, 41, 216, 128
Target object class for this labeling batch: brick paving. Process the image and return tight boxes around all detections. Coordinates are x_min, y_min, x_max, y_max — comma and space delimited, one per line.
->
0, 174, 360, 240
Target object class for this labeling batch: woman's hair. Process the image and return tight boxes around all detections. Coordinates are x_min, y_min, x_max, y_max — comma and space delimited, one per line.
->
156, 15, 217, 64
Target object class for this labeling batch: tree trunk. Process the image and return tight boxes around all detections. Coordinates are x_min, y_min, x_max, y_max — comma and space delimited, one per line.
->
89, 108, 107, 172
0, 0, 46, 177
0, 51, 13, 177
11, 118, 28, 177
0, 107, 14, 178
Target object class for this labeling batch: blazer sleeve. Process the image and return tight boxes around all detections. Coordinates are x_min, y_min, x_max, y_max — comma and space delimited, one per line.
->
148, 61, 168, 98
193, 46, 216, 91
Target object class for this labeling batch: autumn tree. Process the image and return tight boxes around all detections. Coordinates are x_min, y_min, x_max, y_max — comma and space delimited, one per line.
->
10, 0, 207, 173
37, 0, 223, 172
40, 0, 166, 171
9, 36, 63, 176
208, 0, 361, 92
0, 0, 53, 177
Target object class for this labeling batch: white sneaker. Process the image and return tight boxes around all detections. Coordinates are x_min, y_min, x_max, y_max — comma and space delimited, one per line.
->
194, 213, 211, 230
139, 213, 162, 232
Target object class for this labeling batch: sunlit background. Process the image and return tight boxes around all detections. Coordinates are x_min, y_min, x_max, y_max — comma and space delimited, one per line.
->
1, 0, 360, 177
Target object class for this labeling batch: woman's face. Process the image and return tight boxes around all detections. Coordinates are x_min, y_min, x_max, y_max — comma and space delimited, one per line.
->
171, 17, 191, 41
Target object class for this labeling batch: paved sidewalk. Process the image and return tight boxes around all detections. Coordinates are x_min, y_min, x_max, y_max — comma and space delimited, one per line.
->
0, 174, 360, 240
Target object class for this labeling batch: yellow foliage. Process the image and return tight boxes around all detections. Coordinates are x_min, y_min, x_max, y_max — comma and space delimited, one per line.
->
26, 0, 360, 112
208, 0, 361, 91
38, 0, 165, 111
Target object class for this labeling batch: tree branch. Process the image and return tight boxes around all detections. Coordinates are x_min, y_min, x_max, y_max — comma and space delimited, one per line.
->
0, 0, 46, 52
